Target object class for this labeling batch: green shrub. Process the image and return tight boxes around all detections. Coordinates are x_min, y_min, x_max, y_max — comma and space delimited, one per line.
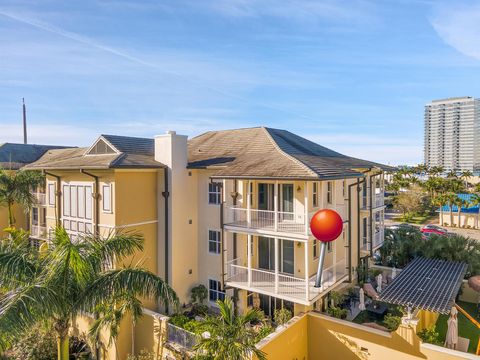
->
183, 319, 203, 334
383, 314, 401, 331
191, 284, 208, 305
192, 303, 209, 316
169, 314, 189, 328
254, 324, 275, 343
274, 308, 292, 326
327, 306, 347, 319
329, 291, 345, 307
417, 326, 442, 345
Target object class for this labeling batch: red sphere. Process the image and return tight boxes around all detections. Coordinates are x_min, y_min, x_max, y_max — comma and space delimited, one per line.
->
310, 209, 343, 242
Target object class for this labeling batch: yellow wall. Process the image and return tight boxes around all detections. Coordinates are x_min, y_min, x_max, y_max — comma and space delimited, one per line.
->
256, 312, 471, 360
0, 203, 26, 234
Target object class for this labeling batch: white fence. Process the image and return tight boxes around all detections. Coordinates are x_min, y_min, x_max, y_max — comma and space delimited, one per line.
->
32, 192, 46, 206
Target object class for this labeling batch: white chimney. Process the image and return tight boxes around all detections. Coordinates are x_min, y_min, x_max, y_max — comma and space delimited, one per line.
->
155, 130, 187, 169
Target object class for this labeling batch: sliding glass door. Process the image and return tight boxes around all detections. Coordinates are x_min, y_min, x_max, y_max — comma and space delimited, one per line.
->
258, 236, 294, 275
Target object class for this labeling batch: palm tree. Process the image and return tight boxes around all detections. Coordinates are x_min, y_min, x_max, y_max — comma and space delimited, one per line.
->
433, 194, 446, 226
429, 166, 445, 177
446, 170, 458, 179
460, 170, 473, 189
444, 193, 457, 226
469, 194, 480, 229
194, 298, 267, 360
0, 227, 178, 360
453, 197, 467, 227
0, 169, 44, 227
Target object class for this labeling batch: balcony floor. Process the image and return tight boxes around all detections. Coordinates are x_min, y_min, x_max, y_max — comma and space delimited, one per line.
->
226, 265, 348, 305
224, 220, 306, 235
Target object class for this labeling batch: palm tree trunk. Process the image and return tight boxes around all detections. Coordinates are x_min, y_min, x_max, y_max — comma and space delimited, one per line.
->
55, 320, 70, 360
7, 201, 15, 227
458, 210, 461, 227
131, 322, 135, 356
450, 208, 453, 226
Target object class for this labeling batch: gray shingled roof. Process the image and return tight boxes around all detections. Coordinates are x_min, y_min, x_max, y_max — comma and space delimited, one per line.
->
24, 135, 163, 170
0, 143, 71, 170
102, 135, 154, 156
378, 257, 467, 314
188, 127, 393, 180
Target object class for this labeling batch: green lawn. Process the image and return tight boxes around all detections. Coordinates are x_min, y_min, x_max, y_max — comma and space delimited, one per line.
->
435, 301, 479, 354
393, 214, 437, 225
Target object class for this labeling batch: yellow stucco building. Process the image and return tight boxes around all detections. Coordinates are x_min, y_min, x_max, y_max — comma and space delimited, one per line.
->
20, 127, 394, 359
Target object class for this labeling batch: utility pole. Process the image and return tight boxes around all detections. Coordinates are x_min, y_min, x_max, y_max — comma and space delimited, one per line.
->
22, 98, 27, 144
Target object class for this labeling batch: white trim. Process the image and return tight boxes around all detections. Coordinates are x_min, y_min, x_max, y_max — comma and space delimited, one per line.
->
208, 228, 222, 255
84, 136, 121, 156
98, 220, 158, 229
308, 312, 392, 337
47, 181, 56, 207
420, 343, 479, 359
102, 183, 113, 213
224, 225, 309, 242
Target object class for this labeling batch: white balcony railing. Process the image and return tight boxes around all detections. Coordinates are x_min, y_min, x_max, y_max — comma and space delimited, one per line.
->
226, 258, 347, 304
374, 193, 384, 208
32, 192, 46, 206
372, 228, 385, 249
225, 206, 306, 235
30, 225, 48, 239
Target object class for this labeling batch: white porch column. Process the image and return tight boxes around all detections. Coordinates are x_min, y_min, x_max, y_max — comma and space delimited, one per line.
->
304, 181, 309, 236
274, 237, 279, 293
305, 240, 310, 301
333, 234, 337, 283
274, 181, 278, 232
247, 180, 251, 227
247, 234, 252, 287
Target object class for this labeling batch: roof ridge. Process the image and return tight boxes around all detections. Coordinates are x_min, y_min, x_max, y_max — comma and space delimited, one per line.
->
262, 128, 318, 178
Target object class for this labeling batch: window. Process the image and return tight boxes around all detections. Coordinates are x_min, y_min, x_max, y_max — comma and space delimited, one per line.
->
327, 181, 333, 204
208, 279, 225, 302
313, 240, 318, 259
61, 183, 94, 235
313, 182, 318, 207
208, 230, 221, 254
208, 182, 222, 205
342, 179, 347, 198
327, 241, 332, 252
249, 182, 253, 206
102, 184, 112, 212
48, 183, 56, 206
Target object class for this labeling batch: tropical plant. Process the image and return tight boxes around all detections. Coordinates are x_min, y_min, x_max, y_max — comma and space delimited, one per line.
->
460, 170, 473, 189
126, 350, 155, 360
326, 306, 347, 319
446, 170, 458, 179
417, 326, 442, 345
383, 314, 401, 331
469, 194, 480, 228
0, 227, 178, 360
432, 194, 446, 225
194, 298, 267, 360
191, 284, 208, 305
443, 193, 457, 226
393, 187, 427, 219
0, 169, 44, 227
453, 197, 468, 227
273, 308, 292, 326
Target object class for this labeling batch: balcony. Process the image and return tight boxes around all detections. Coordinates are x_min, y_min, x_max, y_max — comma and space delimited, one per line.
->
224, 206, 307, 237
31, 192, 46, 206
372, 228, 385, 250
226, 258, 347, 305
30, 224, 48, 240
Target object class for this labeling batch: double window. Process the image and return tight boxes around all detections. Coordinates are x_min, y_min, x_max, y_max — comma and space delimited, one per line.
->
208, 279, 225, 302
208, 230, 221, 254
62, 183, 93, 235
208, 182, 222, 205
48, 183, 56, 206
327, 181, 333, 204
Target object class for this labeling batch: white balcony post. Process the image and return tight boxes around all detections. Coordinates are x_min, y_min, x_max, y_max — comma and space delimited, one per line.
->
274, 237, 279, 293
247, 234, 252, 287
333, 235, 337, 283
304, 181, 309, 236
247, 180, 251, 227
274, 181, 278, 232
304, 240, 309, 301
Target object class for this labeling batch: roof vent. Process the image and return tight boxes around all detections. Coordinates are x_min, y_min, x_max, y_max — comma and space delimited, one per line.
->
166, 130, 176, 135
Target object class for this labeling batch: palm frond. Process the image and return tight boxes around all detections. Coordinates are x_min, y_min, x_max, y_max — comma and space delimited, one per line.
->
78, 266, 178, 312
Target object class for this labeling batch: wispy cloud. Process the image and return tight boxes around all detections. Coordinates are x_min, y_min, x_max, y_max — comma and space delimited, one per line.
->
190, 0, 374, 23
430, 2, 480, 61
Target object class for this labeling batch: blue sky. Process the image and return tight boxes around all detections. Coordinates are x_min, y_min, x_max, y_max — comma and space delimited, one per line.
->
1, 0, 480, 165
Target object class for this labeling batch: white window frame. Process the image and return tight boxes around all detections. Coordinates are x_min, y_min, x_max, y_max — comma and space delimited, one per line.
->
327, 181, 333, 204
208, 182, 222, 205
102, 183, 113, 213
313, 240, 318, 259
48, 182, 56, 207
342, 179, 347, 198
60, 181, 94, 238
208, 229, 221, 254
208, 279, 225, 303
313, 182, 318, 207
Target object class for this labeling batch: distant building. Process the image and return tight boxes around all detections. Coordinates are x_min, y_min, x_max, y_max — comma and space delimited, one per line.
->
424, 96, 480, 172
